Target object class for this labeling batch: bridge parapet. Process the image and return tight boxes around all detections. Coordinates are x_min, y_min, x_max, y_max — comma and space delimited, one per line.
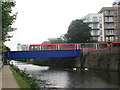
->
3, 50, 81, 59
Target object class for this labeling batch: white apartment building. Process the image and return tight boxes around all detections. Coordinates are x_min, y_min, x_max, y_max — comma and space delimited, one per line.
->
17, 43, 29, 51
81, 13, 104, 42
81, 0, 120, 42
98, 7, 119, 42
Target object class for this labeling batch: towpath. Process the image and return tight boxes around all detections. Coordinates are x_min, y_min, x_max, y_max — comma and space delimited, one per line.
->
1, 65, 20, 89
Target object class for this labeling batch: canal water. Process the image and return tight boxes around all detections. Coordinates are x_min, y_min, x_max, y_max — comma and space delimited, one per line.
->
11, 61, 120, 88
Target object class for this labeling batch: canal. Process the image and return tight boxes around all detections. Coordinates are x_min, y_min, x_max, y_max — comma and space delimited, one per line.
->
11, 61, 120, 88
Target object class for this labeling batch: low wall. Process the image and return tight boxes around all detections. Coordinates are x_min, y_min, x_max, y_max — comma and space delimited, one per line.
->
84, 51, 120, 71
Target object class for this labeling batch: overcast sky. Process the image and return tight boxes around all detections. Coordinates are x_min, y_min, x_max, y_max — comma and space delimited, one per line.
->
5, 0, 114, 50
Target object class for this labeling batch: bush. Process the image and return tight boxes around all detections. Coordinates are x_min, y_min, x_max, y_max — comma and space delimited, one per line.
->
11, 65, 40, 89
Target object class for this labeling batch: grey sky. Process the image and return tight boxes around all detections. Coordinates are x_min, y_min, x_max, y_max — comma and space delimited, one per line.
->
5, 0, 114, 50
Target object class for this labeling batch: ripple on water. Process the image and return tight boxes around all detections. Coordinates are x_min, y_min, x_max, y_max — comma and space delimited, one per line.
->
11, 60, 120, 88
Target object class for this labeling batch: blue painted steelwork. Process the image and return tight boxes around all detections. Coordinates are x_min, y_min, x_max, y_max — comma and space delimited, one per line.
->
3, 50, 80, 59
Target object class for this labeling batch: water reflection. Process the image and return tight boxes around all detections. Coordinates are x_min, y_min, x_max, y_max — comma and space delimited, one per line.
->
28, 69, 120, 88
11, 61, 120, 88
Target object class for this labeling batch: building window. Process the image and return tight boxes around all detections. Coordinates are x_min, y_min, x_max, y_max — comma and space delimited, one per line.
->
92, 17, 97, 22
104, 10, 114, 16
110, 36, 114, 41
114, 17, 117, 22
93, 37, 98, 41
99, 17, 102, 22
110, 30, 113, 35
100, 30, 102, 35
100, 23, 102, 28
106, 30, 108, 35
116, 37, 118, 41
106, 37, 109, 41
100, 37, 102, 41
105, 17, 113, 22
93, 24, 98, 29
105, 23, 114, 29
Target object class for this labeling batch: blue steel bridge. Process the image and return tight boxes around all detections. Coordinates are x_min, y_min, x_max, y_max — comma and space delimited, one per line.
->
3, 50, 81, 59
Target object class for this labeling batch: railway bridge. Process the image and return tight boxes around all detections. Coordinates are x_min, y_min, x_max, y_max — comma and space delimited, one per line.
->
3, 50, 83, 68
3, 50, 81, 58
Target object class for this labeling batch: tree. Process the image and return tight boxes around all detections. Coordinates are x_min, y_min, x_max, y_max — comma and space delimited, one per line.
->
48, 38, 65, 44
42, 36, 65, 44
64, 19, 92, 43
1, 1, 17, 42
1, 43, 10, 52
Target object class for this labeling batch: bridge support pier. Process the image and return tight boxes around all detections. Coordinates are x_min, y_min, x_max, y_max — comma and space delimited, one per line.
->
28, 58, 34, 64
74, 50, 89, 70
74, 57, 81, 68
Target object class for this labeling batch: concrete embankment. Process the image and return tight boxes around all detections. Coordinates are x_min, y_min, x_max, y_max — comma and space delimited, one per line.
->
84, 51, 120, 71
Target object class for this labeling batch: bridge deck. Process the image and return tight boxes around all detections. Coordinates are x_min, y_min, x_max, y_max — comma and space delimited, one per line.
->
4, 50, 80, 59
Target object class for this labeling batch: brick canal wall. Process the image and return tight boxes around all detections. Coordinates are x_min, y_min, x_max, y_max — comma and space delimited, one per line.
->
84, 51, 120, 71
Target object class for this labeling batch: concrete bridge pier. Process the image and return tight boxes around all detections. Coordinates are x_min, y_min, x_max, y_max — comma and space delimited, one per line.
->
74, 57, 81, 68
74, 49, 89, 70
28, 58, 34, 64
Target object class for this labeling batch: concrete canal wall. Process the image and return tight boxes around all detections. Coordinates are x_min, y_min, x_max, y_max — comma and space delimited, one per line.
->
84, 51, 120, 71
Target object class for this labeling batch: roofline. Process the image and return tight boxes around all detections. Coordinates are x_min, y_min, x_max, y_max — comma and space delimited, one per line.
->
98, 7, 118, 13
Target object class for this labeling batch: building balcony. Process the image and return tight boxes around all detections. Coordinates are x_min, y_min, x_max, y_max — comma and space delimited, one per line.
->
105, 27, 115, 29
89, 21, 99, 24
91, 27, 99, 30
104, 14, 115, 17
106, 39, 115, 42
104, 13, 117, 17
105, 20, 114, 23
106, 33, 118, 36
91, 20, 99, 23
92, 34, 100, 37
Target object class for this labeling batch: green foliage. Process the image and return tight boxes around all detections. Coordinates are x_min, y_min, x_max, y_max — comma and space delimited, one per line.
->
11, 65, 40, 89
49, 38, 65, 44
2, 43, 6, 52
10, 66, 30, 88
0, 65, 3, 72
0, 42, 10, 52
65, 19, 92, 43
42, 37, 65, 44
19, 72, 40, 89
1, 1, 17, 42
